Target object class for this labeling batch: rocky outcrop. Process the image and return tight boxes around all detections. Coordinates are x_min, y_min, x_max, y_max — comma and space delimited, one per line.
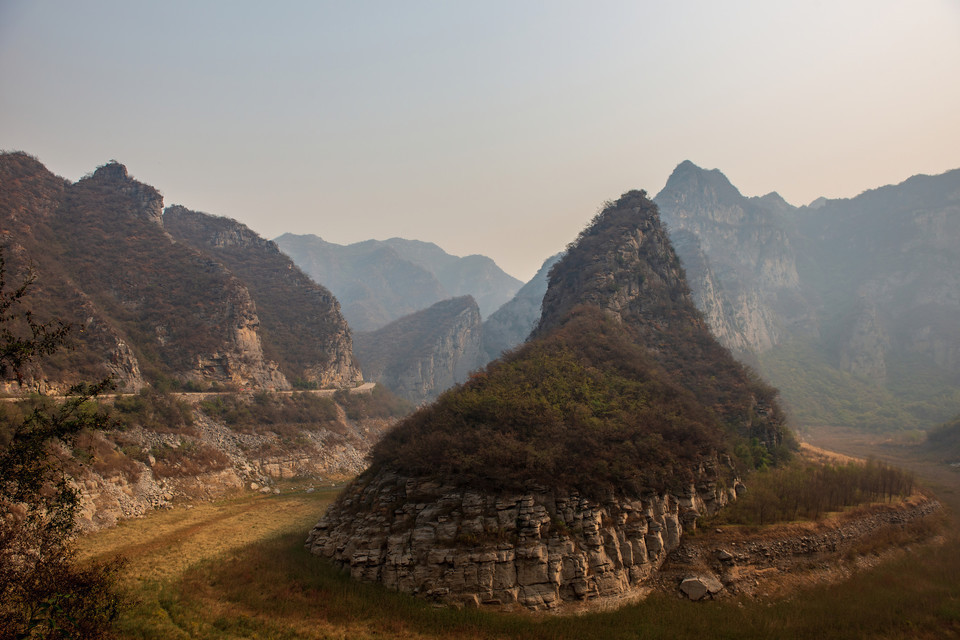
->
73, 390, 396, 531
307, 457, 738, 610
653, 161, 814, 357
657, 496, 942, 601
354, 296, 482, 404
309, 189, 790, 611
165, 207, 363, 389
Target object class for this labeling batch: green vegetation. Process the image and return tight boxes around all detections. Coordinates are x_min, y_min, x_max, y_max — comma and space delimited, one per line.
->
715, 458, 915, 525
760, 338, 960, 432
199, 392, 340, 433
199, 387, 410, 436
372, 307, 791, 499
333, 384, 412, 420
113, 389, 194, 434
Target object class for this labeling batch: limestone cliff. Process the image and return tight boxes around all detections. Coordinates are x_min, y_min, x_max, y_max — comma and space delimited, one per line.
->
308, 189, 790, 611
353, 296, 482, 404
164, 207, 362, 389
308, 460, 738, 610
655, 160, 960, 430
654, 161, 815, 356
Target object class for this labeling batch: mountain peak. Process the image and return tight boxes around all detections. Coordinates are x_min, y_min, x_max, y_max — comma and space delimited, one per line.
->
80, 160, 164, 225
659, 161, 743, 206
91, 160, 130, 182
536, 189, 701, 338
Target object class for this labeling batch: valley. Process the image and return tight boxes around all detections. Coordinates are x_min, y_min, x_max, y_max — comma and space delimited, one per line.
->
76, 429, 960, 639
2, 152, 958, 636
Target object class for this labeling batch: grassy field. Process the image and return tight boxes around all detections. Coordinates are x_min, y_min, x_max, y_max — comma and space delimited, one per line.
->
78, 445, 960, 640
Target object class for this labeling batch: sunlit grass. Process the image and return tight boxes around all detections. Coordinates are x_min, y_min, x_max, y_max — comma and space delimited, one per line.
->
79, 478, 960, 640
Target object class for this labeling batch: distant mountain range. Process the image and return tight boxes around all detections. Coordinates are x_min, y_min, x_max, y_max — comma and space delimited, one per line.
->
655, 161, 960, 431
275, 233, 522, 332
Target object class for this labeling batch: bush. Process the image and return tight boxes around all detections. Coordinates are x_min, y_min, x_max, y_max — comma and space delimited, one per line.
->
334, 385, 412, 420
715, 458, 915, 525
112, 388, 193, 434
199, 392, 340, 433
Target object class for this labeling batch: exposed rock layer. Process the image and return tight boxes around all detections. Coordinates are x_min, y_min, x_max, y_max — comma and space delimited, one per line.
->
307, 458, 737, 610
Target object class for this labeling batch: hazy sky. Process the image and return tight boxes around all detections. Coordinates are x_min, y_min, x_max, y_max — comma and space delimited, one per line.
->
2, 1, 958, 280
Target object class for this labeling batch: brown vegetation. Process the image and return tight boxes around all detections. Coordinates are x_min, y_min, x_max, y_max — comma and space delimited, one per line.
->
371, 306, 791, 499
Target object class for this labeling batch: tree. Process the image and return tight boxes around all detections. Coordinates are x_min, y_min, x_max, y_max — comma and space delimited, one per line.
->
0, 251, 124, 639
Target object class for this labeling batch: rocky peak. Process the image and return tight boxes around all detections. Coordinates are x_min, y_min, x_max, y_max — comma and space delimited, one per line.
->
661, 160, 746, 215
536, 189, 703, 339
80, 161, 164, 225
164, 205, 277, 253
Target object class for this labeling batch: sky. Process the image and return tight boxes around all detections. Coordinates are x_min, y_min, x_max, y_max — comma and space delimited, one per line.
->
1, 1, 958, 281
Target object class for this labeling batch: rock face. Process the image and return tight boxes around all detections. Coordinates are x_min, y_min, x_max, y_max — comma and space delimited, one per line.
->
354, 296, 482, 404
655, 161, 960, 429
653, 160, 813, 358
307, 189, 789, 611
0, 152, 362, 392
307, 461, 737, 610
72, 390, 397, 531
275, 234, 521, 332
164, 206, 363, 389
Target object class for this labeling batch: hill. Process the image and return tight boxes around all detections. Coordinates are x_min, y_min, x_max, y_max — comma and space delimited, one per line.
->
307, 189, 790, 610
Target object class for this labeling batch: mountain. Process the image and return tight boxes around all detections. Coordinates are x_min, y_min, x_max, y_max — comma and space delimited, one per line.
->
0, 152, 361, 392
353, 296, 482, 404
275, 234, 522, 332
307, 189, 790, 611
164, 207, 362, 389
655, 161, 960, 431
654, 160, 814, 358
479, 252, 563, 365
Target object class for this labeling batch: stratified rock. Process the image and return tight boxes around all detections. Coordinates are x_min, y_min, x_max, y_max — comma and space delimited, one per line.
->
307, 468, 732, 610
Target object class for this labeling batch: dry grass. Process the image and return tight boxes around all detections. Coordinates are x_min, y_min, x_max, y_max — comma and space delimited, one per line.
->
75, 434, 960, 639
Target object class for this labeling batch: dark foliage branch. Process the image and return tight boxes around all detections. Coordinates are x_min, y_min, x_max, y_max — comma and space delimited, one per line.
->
0, 248, 123, 639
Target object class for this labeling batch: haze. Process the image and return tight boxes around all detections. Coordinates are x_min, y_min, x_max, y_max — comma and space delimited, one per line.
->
1, 0, 958, 280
